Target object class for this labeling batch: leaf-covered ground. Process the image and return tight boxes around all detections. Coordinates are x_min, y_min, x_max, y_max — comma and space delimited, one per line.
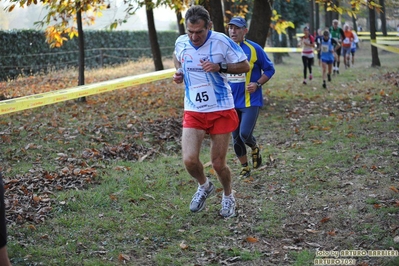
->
1, 50, 399, 265
1, 58, 184, 226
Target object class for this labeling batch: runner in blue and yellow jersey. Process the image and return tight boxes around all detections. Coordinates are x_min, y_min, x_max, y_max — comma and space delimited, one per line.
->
227, 17, 275, 179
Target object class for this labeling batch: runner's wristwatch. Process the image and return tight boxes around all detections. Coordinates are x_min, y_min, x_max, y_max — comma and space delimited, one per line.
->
218, 62, 228, 73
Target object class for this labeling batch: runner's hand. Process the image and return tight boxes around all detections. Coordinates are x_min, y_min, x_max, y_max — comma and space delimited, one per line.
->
246, 83, 258, 94
173, 68, 183, 84
200, 59, 219, 73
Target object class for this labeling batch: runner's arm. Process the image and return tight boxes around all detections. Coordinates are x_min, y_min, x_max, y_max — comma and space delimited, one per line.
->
222, 60, 250, 74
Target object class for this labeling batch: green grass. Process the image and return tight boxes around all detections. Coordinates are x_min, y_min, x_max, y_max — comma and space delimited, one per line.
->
2, 44, 399, 265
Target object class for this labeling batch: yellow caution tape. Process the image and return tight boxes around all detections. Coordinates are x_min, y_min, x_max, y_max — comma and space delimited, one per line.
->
0, 68, 176, 115
357, 31, 398, 36
370, 39, 399, 54
358, 36, 399, 41
3, 38, 396, 116
374, 40, 399, 45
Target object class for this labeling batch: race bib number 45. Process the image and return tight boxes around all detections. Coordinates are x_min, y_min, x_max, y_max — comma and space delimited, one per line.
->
189, 83, 217, 110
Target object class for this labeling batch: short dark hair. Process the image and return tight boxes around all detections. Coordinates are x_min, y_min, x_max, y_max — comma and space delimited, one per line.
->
185, 5, 211, 29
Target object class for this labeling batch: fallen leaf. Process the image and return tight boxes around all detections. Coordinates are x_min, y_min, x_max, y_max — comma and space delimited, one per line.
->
118, 253, 130, 261
179, 241, 189, 250
32, 196, 41, 202
346, 133, 355, 138
246, 236, 258, 243
269, 154, 275, 162
243, 176, 254, 183
304, 229, 319, 234
312, 140, 323, 144
328, 230, 336, 236
27, 224, 36, 230
203, 161, 212, 167
305, 242, 321, 248
144, 194, 155, 200
389, 186, 399, 193
320, 217, 331, 223
283, 245, 302, 250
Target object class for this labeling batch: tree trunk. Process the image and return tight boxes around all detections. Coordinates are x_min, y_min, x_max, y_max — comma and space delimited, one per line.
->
76, 6, 86, 102
325, 3, 332, 27
379, 0, 387, 35
223, 0, 232, 21
315, 2, 320, 32
309, 0, 314, 36
176, 11, 185, 35
369, 6, 381, 67
145, 0, 163, 71
352, 6, 358, 33
332, 0, 339, 21
288, 28, 297, 47
246, 0, 273, 47
209, 0, 224, 34
197, 0, 210, 12
272, 30, 283, 64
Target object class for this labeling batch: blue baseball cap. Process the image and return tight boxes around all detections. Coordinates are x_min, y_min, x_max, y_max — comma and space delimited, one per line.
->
228, 17, 247, 28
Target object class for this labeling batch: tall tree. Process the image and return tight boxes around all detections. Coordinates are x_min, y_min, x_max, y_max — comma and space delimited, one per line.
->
223, 0, 233, 22
169, 0, 188, 35
76, 5, 86, 101
269, 0, 283, 64
145, 0, 164, 70
209, 0, 224, 33
369, 5, 381, 66
351, 5, 358, 32
332, 0, 339, 20
309, 0, 315, 35
196, 0, 210, 11
315, 2, 320, 31
176, 11, 185, 35
324, 2, 332, 27
5, 0, 108, 103
246, 0, 273, 47
272, 0, 308, 48
379, 0, 387, 35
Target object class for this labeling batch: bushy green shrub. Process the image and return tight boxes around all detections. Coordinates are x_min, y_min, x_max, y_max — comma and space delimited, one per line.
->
0, 30, 179, 81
